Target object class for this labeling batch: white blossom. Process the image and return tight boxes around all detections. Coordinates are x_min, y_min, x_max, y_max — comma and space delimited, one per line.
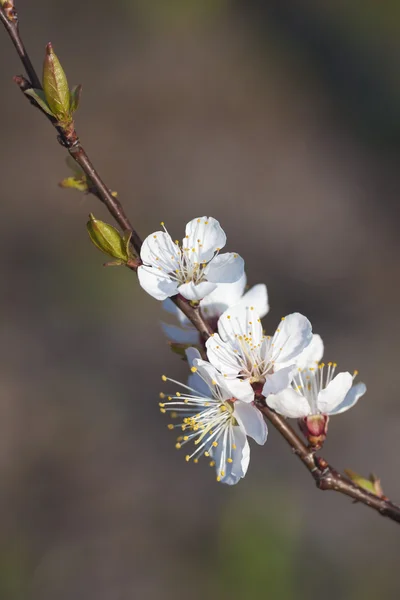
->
205, 306, 313, 402
161, 273, 269, 345
159, 349, 267, 485
138, 217, 244, 301
266, 362, 366, 419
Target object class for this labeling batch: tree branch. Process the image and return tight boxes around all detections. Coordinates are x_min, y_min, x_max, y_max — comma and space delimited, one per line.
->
1, 3, 399, 525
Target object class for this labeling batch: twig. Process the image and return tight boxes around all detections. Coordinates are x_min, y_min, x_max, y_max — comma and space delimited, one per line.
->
1, 3, 399, 524
257, 405, 400, 523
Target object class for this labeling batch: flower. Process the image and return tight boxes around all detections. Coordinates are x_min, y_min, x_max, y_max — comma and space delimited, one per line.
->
161, 272, 269, 345
159, 349, 268, 485
205, 306, 313, 402
138, 217, 244, 301
266, 361, 366, 446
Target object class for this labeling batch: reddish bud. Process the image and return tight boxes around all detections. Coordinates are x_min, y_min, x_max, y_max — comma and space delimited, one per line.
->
299, 414, 329, 449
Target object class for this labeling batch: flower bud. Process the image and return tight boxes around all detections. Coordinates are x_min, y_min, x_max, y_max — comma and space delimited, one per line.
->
87, 214, 130, 262
42, 43, 71, 122
298, 414, 329, 449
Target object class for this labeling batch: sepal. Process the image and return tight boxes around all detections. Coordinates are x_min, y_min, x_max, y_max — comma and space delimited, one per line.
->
298, 414, 329, 449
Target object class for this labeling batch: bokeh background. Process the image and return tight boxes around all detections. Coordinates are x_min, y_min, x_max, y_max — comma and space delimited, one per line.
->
0, 1, 399, 598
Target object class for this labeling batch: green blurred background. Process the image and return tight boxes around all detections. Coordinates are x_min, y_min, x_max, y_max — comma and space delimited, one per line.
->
0, 1, 399, 598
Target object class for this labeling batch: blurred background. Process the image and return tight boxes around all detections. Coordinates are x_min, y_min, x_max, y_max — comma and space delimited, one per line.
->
0, 0, 399, 598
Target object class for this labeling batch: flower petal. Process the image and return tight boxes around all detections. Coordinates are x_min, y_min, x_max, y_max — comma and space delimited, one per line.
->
218, 305, 264, 346
271, 313, 313, 365
187, 372, 212, 397
140, 231, 180, 269
221, 377, 255, 403
160, 322, 199, 344
137, 266, 179, 301
200, 272, 247, 319
178, 280, 217, 301
185, 347, 202, 366
234, 401, 268, 444
327, 381, 366, 415
238, 284, 269, 319
295, 334, 324, 369
317, 372, 353, 415
183, 216, 226, 264
192, 357, 233, 400
205, 252, 245, 284
262, 365, 296, 397
212, 426, 250, 485
267, 388, 311, 418
206, 333, 242, 376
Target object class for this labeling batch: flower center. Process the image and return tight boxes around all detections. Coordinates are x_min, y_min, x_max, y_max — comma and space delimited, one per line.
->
292, 362, 337, 413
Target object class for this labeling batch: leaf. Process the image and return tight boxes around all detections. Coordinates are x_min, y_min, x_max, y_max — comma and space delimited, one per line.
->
344, 469, 384, 497
70, 84, 82, 112
86, 214, 130, 262
42, 42, 71, 120
24, 88, 55, 117
58, 176, 88, 192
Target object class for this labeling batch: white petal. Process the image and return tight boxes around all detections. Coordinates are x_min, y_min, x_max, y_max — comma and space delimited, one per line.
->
267, 388, 311, 418
187, 372, 211, 397
137, 266, 178, 301
160, 322, 199, 345
206, 333, 242, 376
183, 216, 226, 264
221, 377, 255, 403
238, 284, 269, 319
204, 253, 245, 284
327, 382, 366, 415
178, 280, 217, 301
200, 272, 247, 319
272, 313, 313, 365
141, 231, 180, 269
212, 426, 250, 485
192, 358, 233, 400
262, 365, 296, 396
295, 334, 324, 369
234, 401, 268, 444
185, 347, 202, 367
218, 305, 264, 347
317, 372, 353, 415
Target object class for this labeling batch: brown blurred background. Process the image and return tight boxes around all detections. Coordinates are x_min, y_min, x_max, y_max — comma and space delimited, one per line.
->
0, 1, 399, 598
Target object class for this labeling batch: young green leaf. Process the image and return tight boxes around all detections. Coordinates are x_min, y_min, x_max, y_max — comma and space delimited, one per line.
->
87, 214, 130, 262
70, 84, 82, 113
24, 88, 55, 117
42, 43, 71, 121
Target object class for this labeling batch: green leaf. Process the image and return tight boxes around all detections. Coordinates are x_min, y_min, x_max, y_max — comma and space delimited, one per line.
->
42, 43, 71, 120
344, 469, 384, 497
24, 88, 55, 117
86, 214, 130, 262
59, 176, 88, 192
70, 84, 82, 112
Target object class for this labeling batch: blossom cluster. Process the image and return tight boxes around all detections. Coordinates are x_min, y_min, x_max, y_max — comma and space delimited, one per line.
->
139, 217, 366, 485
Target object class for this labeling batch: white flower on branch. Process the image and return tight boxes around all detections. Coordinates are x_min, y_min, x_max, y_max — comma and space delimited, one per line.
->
266, 360, 366, 446
159, 349, 267, 485
161, 273, 269, 345
205, 307, 313, 402
138, 216, 244, 301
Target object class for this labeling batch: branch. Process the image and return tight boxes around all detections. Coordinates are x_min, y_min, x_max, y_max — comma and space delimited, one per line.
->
257, 405, 400, 523
1, 3, 399, 525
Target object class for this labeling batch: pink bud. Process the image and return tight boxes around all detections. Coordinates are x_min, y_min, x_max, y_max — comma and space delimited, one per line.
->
299, 414, 329, 449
